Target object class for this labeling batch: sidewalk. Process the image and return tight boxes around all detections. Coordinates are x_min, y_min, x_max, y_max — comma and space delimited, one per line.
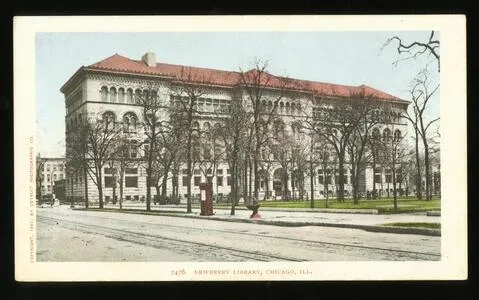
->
89, 203, 441, 236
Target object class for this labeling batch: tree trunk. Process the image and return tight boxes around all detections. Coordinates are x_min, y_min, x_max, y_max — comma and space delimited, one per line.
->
242, 159, 248, 203
325, 178, 329, 208
186, 131, 193, 213
83, 166, 89, 208
146, 165, 152, 211
310, 161, 314, 209
337, 154, 345, 202
393, 165, 398, 209
112, 182, 117, 205
415, 129, 423, 200
97, 171, 104, 209
230, 159, 236, 215
424, 142, 432, 200
248, 159, 253, 202
119, 173, 123, 209
70, 177, 74, 207
253, 144, 260, 203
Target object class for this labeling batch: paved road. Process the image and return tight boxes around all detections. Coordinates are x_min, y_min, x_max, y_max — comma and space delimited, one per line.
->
36, 206, 440, 262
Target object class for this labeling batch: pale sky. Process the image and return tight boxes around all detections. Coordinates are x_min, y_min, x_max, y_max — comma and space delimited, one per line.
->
36, 31, 440, 157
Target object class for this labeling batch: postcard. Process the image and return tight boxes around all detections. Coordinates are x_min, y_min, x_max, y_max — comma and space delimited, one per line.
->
14, 15, 467, 281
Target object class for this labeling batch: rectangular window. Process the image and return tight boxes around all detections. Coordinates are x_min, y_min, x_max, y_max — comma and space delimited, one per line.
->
194, 169, 201, 175
194, 176, 201, 186
374, 174, 382, 183
203, 148, 212, 160
125, 176, 138, 188
227, 169, 231, 174
130, 140, 138, 158
143, 145, 150, 157
104, 176, 115, 188
227, 176, 231, 186
104, 168, 115, 174
325, 176, 332, 185
206, 168, 213, 174
385, 175, 392, 184
53, 174, 57, 180
182, 176, 189, 187
217, 169, 223, 175
182, 169, 188, 175
47, 174, 50, 182
53, 166, 57, 171
126, 168, 137, 174
207, 176, 213, 184
318, 175, 324, 184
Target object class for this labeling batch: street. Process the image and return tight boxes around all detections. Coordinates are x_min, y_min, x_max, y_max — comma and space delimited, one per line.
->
36, 206, 440, 262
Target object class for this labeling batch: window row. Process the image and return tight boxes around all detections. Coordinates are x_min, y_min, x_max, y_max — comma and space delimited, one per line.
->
170, 95, 230, 113
100, 86, 158, 104
102, 111, 139, 133
261, 100, 301, 115
372, 128, 402, 142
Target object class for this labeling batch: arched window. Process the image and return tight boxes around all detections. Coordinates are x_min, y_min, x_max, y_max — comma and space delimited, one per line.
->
274, 120, 285, 137
118, 88, 125, 103
126, 89, 133, 103
123, 112, 138, 133
135, 89, 142, 104
394, 129, 402, 141
383, 128, 392, 142
291, 103, 296, 114
279, 102, 284, 113
372, 128, 380, 140
285, 102, 290, 114
102, 112, 116, 130
100, 86, 108, 102
109, 87, 117, 103
203, 122, 211, 132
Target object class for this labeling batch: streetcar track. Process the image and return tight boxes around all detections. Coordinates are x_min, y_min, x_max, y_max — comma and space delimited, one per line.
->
38, 215, 303, 262
39, 211, 440, 258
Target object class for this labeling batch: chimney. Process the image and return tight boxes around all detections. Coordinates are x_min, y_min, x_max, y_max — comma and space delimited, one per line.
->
141, 52, 156, 67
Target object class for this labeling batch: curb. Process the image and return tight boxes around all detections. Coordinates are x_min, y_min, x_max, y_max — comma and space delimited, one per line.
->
104, 205, 379, 215
74, 208, 440, 237
426, 211, 441, 216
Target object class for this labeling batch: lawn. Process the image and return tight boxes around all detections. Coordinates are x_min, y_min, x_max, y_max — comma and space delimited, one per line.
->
381, 222, 441, 229
255, 197, 441, 214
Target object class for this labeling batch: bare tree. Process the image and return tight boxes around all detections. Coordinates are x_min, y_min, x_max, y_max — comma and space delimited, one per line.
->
36, 155, 46, 200
135, 87, 167, 211
237, 59, 294, 204
216, 97, 249, 215
404, 70, 439, 200
270, 121, 294, 200
110, 135, 137, 209
81, 113, 121, 208
345, 94, 379, 204
169, 67, 213, 213
65, 118, 93, 208
305, 93, 373, 202
383, 31, 440, 72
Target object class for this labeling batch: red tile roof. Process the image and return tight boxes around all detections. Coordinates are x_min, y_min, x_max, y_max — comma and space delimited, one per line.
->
87, 53, 404, 102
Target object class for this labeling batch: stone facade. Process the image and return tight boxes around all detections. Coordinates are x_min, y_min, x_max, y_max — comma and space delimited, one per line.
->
61, 52, 409, 204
